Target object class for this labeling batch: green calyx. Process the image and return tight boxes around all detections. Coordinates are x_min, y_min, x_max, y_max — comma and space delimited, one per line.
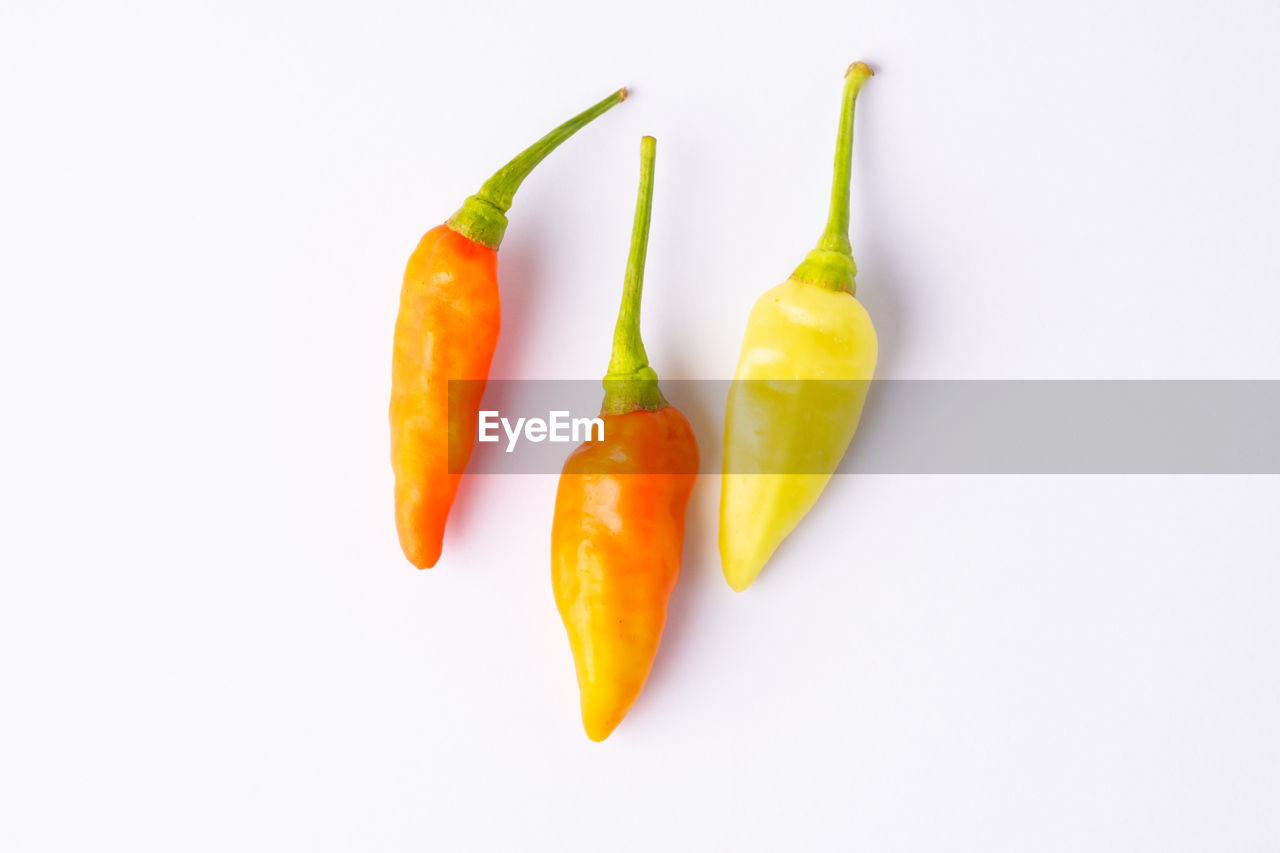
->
791, 61, 874, 295
602, 136, 668, 416
449, 195, 509, 249
448, 87, 628, 249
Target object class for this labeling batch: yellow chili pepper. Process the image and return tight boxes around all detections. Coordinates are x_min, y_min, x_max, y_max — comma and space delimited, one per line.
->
720, 62, 877, 591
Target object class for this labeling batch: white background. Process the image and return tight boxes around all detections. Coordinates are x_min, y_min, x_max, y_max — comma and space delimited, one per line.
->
2, 0, 1278, 849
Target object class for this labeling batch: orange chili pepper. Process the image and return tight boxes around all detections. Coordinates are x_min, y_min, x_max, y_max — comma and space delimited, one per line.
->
551, 137, 698, 741
390, 88, 626, 568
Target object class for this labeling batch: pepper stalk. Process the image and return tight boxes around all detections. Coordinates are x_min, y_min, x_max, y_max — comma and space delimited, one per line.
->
791, 61, 874, 294
602, 135, 668, 416
449, 87, 628, 249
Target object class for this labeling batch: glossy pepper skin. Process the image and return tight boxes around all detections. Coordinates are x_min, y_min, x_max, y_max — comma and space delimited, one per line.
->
552, 138, 698, 741
390, 88, 626, 569
720, 63, 878, 592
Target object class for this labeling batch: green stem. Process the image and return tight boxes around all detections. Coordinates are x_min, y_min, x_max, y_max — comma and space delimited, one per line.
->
602, 136, 667, 415
448, 87, 628, 249
791, 61, 874, 294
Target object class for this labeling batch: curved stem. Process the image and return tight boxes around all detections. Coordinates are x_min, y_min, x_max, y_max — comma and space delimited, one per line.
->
792, 62, 874, 293
448, 87, 627, 249
479, 87, 627, 211
602, 136, 667, 415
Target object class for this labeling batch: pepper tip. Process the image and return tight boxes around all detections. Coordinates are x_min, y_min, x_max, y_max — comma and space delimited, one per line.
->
583, 713, 621, 742
398, 530, 443, 569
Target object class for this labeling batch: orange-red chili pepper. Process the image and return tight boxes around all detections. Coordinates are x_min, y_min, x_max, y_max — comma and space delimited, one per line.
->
551, 137, 698, 741
390, 88, 626, 568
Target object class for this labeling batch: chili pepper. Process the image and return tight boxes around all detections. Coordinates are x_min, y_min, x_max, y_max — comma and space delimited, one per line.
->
551, 137, 698, 741
390, 88, 626, 569
720, 62, 877, 592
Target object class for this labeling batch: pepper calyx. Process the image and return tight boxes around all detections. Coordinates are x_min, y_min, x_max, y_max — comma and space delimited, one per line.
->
792, 248, 858, 295
448, 195, 509, 249
601, 366, 668, 415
